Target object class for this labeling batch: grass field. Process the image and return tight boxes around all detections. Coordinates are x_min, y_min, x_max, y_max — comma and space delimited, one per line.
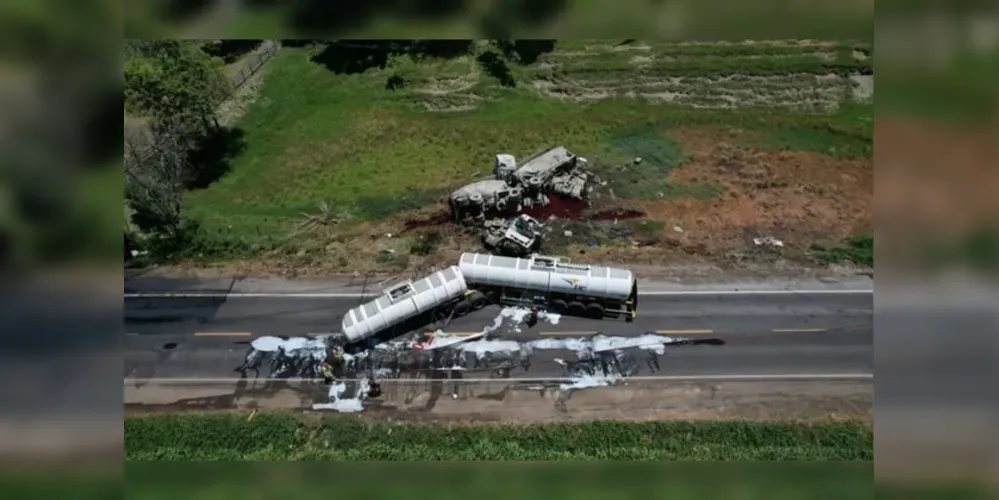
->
125, 412, 872, 460
8, 466, 995, 500
177, 39, 873, 275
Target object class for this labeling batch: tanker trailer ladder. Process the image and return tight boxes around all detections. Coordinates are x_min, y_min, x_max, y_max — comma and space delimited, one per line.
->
624, 279, 638, 323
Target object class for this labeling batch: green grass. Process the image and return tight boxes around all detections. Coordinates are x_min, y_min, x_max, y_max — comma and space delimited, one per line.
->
180, 41, 873, 260
122, 462, 876, 500
125, 412, 872, 460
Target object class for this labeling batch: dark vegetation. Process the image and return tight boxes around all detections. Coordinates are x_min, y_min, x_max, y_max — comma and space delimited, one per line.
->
201, 40, 264, 63
811, 234, 873, 267
125, 412, 873, 460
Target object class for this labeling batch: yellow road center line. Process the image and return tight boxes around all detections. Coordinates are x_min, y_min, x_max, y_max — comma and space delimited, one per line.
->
445, 332, 483, 336
540, 331, 598, 336
772, 328, 826, 333
194, 332, 253, 337
656, 329, 713, 335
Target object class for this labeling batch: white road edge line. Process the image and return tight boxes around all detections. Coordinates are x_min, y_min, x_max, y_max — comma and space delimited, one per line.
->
124, 374, 873, 384
125, 289, 874, 299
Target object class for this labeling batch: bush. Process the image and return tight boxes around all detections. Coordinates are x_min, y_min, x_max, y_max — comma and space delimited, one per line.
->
811, 234, 873, 267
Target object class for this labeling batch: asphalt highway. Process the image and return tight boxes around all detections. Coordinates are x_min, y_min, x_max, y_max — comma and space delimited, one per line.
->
125, 290, 873, 380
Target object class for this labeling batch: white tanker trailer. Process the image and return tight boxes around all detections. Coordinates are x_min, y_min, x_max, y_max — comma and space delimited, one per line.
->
338, 265, 488, 350
334, 255, 637, 351
458, 252, 637, 322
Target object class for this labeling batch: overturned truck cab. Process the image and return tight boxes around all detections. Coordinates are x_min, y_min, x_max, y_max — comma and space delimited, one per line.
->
458, 252, 638, 322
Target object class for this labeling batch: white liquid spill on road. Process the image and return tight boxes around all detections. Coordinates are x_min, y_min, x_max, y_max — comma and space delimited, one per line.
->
247, 306, 722, 413
496, 307, 560, 333
458, 339, 528, 359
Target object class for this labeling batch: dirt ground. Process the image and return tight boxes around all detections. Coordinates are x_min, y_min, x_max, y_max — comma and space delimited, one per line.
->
124, 379, 873, 424
148, 125, 872, 279
617, 128, 872, 264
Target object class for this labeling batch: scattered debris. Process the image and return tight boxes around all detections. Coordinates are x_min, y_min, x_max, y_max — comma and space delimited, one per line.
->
753, 236, 784, 248
447, 145, 596, 256
236, 306, 724, 413
483, 214, 544, 257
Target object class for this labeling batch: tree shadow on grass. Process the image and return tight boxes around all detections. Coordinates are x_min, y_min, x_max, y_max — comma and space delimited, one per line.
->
310, 41, 394, 74
184, 126, 246, 190
476, 50, 515, 87
309, 40, 475, 75
494, 39, 556, 65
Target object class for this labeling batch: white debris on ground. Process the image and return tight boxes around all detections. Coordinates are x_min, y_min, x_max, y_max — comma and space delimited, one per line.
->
558, 372, 623, 391
753, 236, 784, 248
312, 378, 370, 412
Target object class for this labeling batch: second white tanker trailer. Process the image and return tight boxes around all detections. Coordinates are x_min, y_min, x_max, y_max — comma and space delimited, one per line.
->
457, 252, 637, 322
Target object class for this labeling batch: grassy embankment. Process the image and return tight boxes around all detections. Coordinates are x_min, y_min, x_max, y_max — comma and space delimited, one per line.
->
179, 40, 873, 273
125, 412, 872, 460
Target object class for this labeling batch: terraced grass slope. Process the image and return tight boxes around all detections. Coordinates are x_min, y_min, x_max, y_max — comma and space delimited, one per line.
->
179, 39, 872, 276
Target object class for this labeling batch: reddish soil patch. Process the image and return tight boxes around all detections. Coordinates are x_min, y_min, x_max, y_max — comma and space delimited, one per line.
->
587, 207, 645, 221
403, 210, 451, 231
584, 128, 873, 264
522, 195, 587, 219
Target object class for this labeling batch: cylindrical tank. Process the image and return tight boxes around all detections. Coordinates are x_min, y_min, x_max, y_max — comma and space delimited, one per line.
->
458, 252, 634, 301
341, 266, 469, 343
495, 154, 517, 180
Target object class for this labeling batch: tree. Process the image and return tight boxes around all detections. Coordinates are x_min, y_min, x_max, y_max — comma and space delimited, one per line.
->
124, 40, 233, 139
124, 118, 191, 239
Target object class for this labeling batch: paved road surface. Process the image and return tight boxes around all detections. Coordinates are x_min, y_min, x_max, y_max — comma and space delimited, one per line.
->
125, 289, 873, 380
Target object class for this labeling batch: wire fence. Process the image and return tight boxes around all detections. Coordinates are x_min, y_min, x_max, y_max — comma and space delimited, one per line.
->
230, 40, 279, 89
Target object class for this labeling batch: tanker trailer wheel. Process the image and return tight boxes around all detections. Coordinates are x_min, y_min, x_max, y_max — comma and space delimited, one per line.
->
469, 291, 488, 310
567, 301, 586, 317
552, 299, 568, 312
454, 301, 472, 317
585, 303, 605, 319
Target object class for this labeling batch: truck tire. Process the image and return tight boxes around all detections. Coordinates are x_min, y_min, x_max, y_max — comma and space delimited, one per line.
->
585, 303, 604, 319
454, 301, 471, 317
552, 299, 568, 312
469, 291, 488, 310
625, 311, 634, 323
567, 301, 586, 316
